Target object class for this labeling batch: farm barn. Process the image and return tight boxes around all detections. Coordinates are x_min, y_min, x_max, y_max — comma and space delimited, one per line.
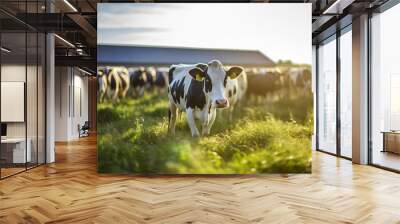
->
97, 45, 278, 100
97, 44, 275, 68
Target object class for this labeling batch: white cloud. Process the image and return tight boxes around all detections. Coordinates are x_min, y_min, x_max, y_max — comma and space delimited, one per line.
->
98, 3, 311, 64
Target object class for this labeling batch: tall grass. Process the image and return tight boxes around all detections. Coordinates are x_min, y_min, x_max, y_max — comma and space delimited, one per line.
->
98, 90, 312, 174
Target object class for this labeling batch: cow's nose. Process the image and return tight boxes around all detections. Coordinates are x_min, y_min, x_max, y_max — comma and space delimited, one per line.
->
215, 99, 228, 108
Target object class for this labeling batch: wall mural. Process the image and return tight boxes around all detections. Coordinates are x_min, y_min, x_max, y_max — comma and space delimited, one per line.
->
97, 3, 312, 174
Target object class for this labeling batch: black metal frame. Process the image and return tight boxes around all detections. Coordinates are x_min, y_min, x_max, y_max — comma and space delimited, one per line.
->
367, 10, 373, 166
315, 22, 353, 162
0, 19, 2, 179
0, 0, 47, 180
315, 44, 319, 152
25, 2, 28, 172
336, 25, 341, 158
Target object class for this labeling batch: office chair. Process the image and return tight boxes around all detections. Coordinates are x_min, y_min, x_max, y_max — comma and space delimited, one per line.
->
79, 121, 90, 138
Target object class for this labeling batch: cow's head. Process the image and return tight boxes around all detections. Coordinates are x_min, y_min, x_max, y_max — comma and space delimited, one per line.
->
98, 69, 104, 77
145, 67, 157, 87
188, 60, 243, 109
103, 67, 112, 76
133, 67, 148, 86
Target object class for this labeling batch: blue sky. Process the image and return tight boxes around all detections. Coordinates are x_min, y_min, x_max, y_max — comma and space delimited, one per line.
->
98, 3, 311, 64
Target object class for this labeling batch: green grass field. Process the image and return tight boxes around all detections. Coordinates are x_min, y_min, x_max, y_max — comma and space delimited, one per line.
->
97, 88, 312, 174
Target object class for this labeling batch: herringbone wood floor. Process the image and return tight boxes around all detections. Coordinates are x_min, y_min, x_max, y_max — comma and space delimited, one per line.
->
1, 135, 400, 224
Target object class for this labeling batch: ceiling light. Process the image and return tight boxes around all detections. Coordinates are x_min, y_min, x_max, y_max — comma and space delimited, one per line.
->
76, 48, 84, 55
1, 47, 11, 53
323, 0, 355, 15
54, 34, 75, 48
78, 67, 92, 76
63, 0, 78, 12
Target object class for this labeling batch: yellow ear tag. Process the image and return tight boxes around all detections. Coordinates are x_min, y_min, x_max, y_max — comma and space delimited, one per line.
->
196, 74, 202, 81
231, 72, 236, 78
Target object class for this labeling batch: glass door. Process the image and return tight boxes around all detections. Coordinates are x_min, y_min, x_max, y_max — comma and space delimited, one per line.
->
1, 30, 28, 178
339, 27, 352, 158
317, 36, 337, 154
0, 1, 47, 179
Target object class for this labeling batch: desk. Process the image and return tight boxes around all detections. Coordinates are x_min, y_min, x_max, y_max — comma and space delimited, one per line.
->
1, 138, 31, 163
382, 131, 400, 154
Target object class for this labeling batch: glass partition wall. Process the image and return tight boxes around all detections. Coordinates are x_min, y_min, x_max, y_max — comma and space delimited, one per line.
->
0, 30, 27, 177
315, 0, 400, 172
316, 26, 352, 159
339, 27, 352, 159
370, 3, 400, 171
317, 35, 337, 155
0, 2, 46, 179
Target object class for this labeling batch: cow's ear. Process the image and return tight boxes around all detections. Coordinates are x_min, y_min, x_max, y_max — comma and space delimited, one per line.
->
226, 66, 243, 79
195, 63, 208, 71
189, 67, 205, 81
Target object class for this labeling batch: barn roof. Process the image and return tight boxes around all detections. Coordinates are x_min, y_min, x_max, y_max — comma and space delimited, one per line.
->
97, 44, 275, 67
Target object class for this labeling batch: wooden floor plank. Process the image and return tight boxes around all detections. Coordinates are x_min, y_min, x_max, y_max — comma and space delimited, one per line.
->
0, 135, 399, 223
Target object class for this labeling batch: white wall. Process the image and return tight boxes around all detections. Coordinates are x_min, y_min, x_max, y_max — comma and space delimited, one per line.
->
1, 64, 37, 138
72, 73, 89, 138
1, 65, 26, 138
1, 63, 46, 164
55, 67, 89, 141
55, 66, 70, 141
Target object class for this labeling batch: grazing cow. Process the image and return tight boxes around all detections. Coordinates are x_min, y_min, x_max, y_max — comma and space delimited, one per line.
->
236, 71, 248, 101
247, 72, 281, 97
145, 67, 157, 89
224, 69, 247, 119
117, 67, 130, 99
107, 67, 130, 101
154, 70, 168, 89
168, 60, 243, 137
150, 70, 169, 95
129, 67, 148, 97
143, 67, 169, 92
97, 67, 110, 102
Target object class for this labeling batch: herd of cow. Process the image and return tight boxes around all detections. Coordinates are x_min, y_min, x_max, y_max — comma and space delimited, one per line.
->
98, 60, 248, 137
98, 60, 311, 137
97, 66, 169, 102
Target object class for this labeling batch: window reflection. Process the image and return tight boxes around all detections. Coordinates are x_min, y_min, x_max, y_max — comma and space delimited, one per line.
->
318, 37, 337, 154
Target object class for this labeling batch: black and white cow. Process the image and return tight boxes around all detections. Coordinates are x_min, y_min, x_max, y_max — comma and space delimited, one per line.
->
154, 70, 168, 89
145, 67, 169, 92
224, 69, 247, 119
129, 67, 148, 97
107, 67, 130, 101
97, 67, 111, 102
145, 67, 157, 89
167, 60, 243, 137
